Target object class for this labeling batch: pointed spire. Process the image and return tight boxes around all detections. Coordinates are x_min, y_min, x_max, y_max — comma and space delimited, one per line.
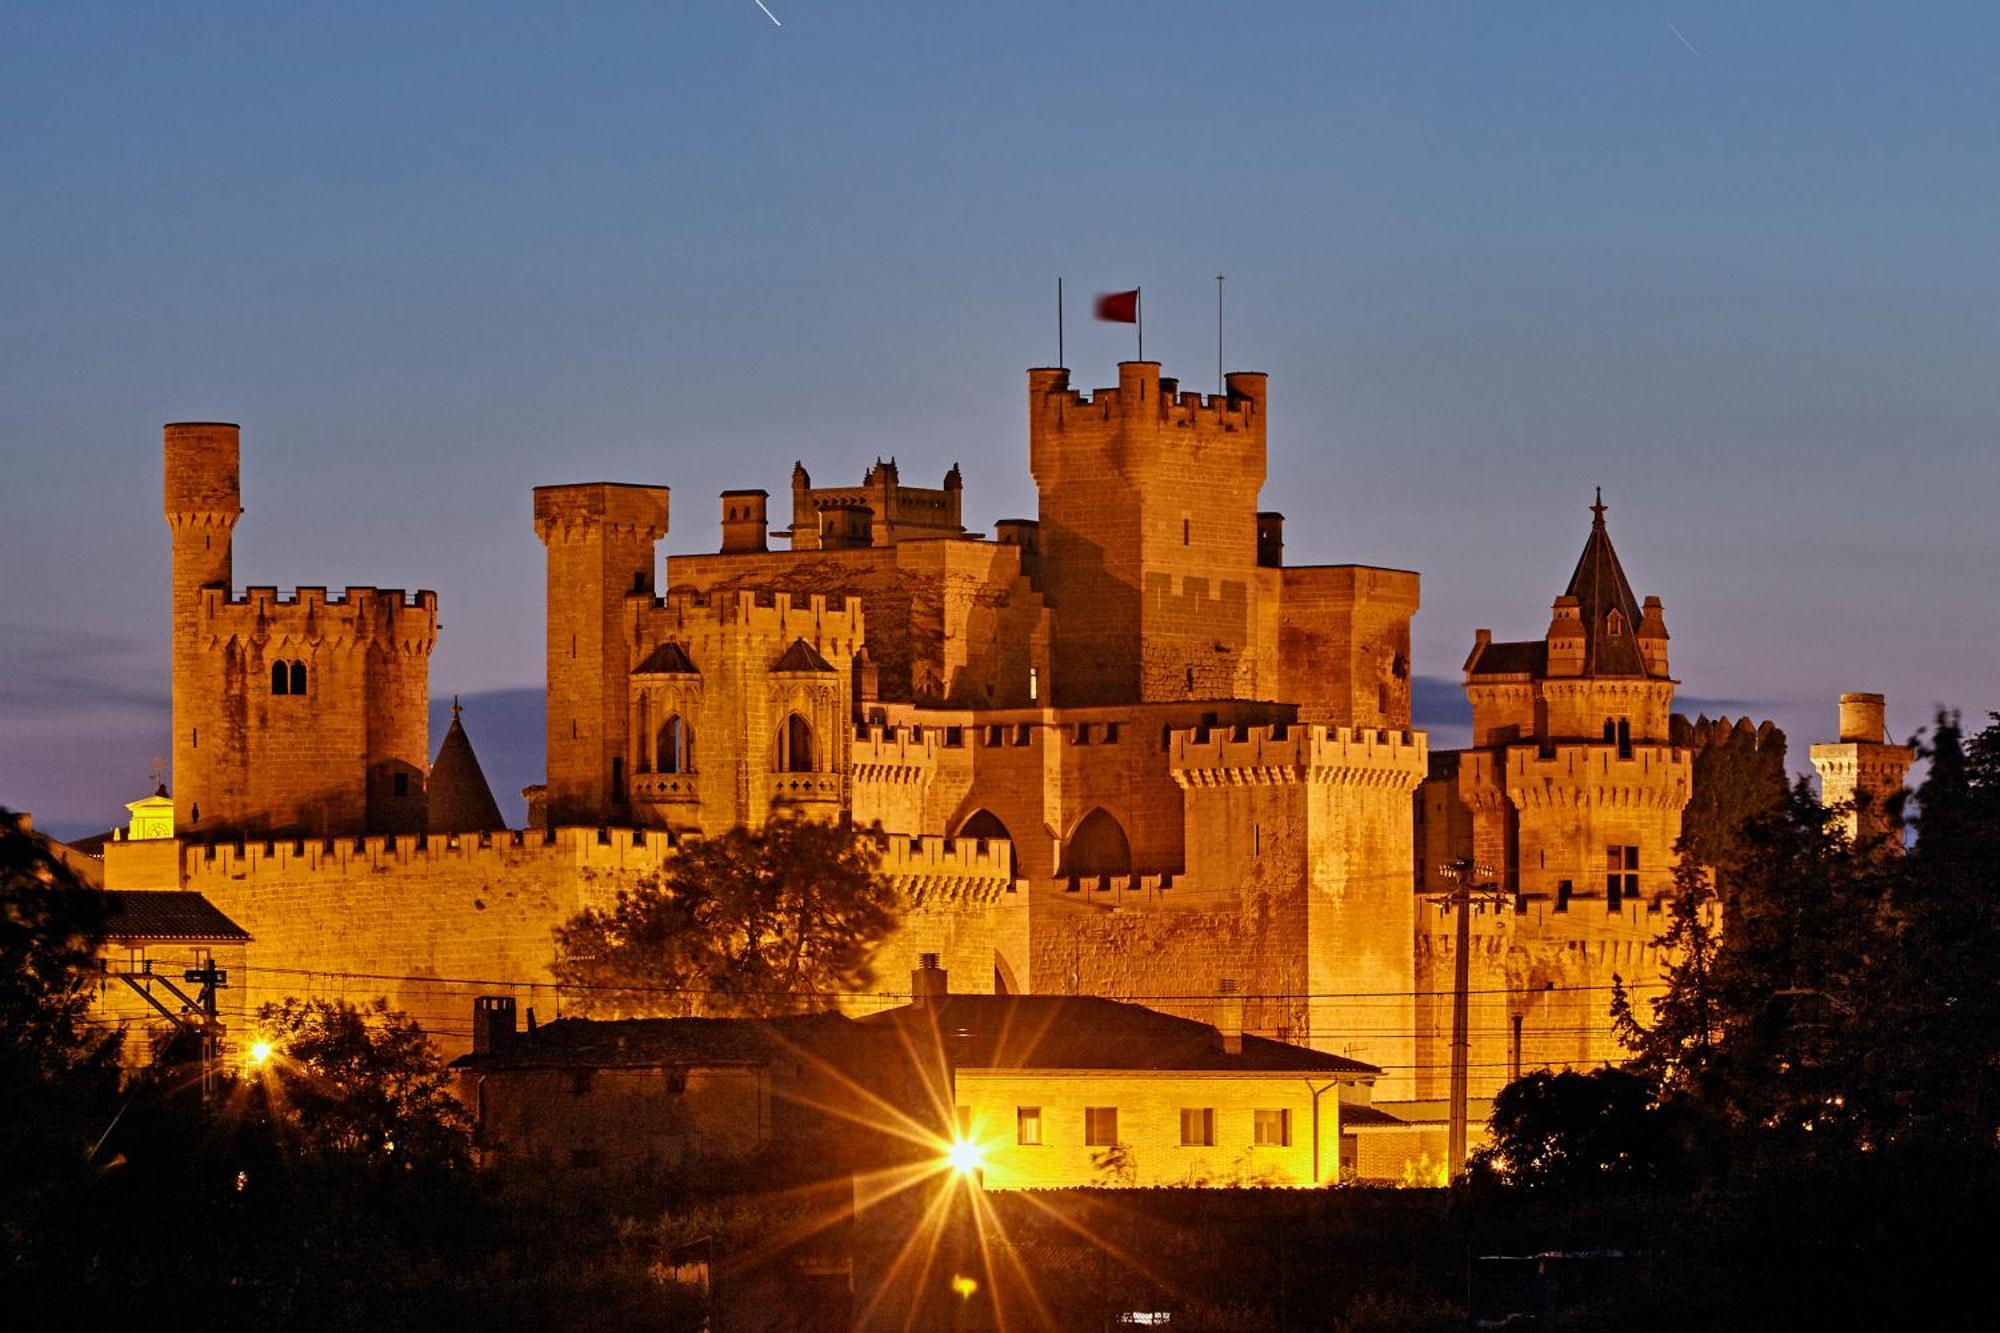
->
428, 700, 506, 834
1559, 490, 1646, 677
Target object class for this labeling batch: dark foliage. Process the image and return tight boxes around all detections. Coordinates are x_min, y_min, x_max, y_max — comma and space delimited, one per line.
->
553, 815, 900, 1017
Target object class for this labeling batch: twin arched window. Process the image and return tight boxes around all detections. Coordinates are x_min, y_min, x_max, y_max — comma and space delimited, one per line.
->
270, 660, 307, 695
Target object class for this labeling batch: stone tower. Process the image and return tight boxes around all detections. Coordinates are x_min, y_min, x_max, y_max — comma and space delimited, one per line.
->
1027, 363, 1268, 706
1809, 693, 1914, 845
166, 422, 436, 838
534, 482, 671, 826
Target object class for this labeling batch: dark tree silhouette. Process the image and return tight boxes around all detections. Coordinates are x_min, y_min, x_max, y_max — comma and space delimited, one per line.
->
553, 816, 901, 1017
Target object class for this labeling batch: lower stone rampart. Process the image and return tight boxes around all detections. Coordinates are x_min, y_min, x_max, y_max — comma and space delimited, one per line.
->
178, 827, 1014, 1055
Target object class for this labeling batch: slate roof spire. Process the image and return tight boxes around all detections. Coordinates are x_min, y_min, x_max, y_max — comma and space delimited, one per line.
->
428, 696, 507, 834
1560, 489, 1647, 677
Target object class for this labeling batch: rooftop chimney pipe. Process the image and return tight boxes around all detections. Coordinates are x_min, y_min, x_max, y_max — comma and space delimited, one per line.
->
912, 952, 948, 1006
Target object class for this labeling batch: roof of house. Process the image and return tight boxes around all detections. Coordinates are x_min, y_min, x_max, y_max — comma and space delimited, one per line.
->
450, 1011, 867, 1071
103, 891, 251, 942
863, 995, 1380, 1077
632, 640, 700, 675
771, 638, 836, 673
427, 706, 507, 835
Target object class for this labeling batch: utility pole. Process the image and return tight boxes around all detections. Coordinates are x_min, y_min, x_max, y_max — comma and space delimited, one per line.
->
1433, 858, 1506, 1177
103, 956, 229, 1103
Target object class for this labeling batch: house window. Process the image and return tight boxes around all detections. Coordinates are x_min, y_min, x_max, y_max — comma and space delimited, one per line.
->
986, 725, 1005, 747
1017, 1106, 1042, 1146
1084, 1106, 1119, 1147
1179, 1108, 1215, 1147
1028, 666, 1038, 702
943, 726, 964, 748
1074, 723, 1091, 745
1556, 879, 1573, 912
569, 1069, 593, 1096
666, 1068, 687, 1095
1103, 722, 1121, 744
1014, 723, 1032, 746
1253, 1108, 1291, 1147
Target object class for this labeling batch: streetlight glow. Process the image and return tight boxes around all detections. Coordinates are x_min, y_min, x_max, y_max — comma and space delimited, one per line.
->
246, 1039, 274, 1069
945, 1137, 984, 1175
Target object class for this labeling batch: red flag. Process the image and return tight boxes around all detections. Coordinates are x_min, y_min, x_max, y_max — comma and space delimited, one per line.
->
1094, 289, 1138, 323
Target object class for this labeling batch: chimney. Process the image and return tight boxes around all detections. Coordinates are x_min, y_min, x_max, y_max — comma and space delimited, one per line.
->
472, 995, 517, 1054
912, 953, 948, 1006
1256, 512, 1284, 568
1216, 979, 1244, 1056
1839, 692, 1888, 743
720, 489, 769, 553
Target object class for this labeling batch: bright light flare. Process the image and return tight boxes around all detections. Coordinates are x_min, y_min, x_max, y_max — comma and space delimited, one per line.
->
951, 1274, 978, 1299
944, 1137, 984, 1175
245, 1039, 274, 1070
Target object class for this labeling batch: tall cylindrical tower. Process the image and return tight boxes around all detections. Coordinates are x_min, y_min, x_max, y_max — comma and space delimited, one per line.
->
164, 422, 242, 830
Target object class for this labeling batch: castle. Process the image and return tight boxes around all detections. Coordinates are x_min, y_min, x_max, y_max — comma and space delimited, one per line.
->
106, 361, 1914, 1113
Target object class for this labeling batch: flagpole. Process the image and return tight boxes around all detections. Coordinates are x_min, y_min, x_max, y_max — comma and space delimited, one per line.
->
1216, 274, 1224, 394
1058, 277, 1065, 369
1137, 286, 1144, 362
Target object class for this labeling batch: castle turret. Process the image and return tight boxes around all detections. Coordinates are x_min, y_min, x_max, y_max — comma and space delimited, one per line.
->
1027, 363, 1269, 706
166, 423, 242, 833
535, 482, 670, 826
165, 422, 436, 839
1810, 692, 1914, 846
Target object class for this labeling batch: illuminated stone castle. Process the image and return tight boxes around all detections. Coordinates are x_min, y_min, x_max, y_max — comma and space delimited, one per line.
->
114, 361, 1888, 1108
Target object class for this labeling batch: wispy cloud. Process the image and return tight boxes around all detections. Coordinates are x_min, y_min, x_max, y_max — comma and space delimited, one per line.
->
0, 625, 166, 712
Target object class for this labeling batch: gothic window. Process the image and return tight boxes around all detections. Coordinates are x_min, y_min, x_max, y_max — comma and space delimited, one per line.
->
290, 661, 307, 695
658, 715, 692, 774
1617, 717, 1632, 758
1607, 610, 1624, 638
1061, 808, 1132, 888
1603, 718, 1617, 744
778, 713, 817, 773
271, 661, 289, 695
956, 809, 1016, 878
611, 757, 625, 803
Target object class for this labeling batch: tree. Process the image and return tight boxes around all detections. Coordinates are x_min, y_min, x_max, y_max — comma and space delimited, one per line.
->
553, 816, 901, 1018
1467, 1067, 1682, 1188
0, 810, 122, 1218
251, 995, 472, 1167
1610, 856, 1723, 1098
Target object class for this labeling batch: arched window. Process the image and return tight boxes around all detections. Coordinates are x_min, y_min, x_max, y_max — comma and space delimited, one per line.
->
1603, 718, 1617, 745
272, 661, 289, 695
956, 809, 1017, 878
658, 715, 692, 774
1607, 610, 1625, 638
1060, 808, 1132, 885
1617, 717, 1632, 758
289, 661, 307, 695
778, 713, 817, 773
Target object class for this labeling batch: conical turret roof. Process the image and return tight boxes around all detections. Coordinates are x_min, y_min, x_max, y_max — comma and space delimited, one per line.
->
428, 699, 506, 834
1561, 490, 1647, 677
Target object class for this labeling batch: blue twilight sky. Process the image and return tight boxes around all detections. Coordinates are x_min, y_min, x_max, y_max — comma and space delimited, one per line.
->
2, 2, 1996, 836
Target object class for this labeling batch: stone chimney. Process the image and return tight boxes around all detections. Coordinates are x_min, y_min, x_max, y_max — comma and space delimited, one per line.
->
1838, 692, 1888, 743
472, 995, 517, 1054
1216, 979, 1244, 1056
912, 953, 949, 1006
1256, 512, 1285, 568
720, 489, 769, 553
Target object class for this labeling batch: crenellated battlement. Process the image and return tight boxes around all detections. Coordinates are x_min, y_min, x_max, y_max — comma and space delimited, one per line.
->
1172, 723, 1429, 787
197, 585, 439, 653
1030, 364, 1265, 435
643, 588, 863, 637
178, 823, 1009, 902
850, 723, 940, 781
